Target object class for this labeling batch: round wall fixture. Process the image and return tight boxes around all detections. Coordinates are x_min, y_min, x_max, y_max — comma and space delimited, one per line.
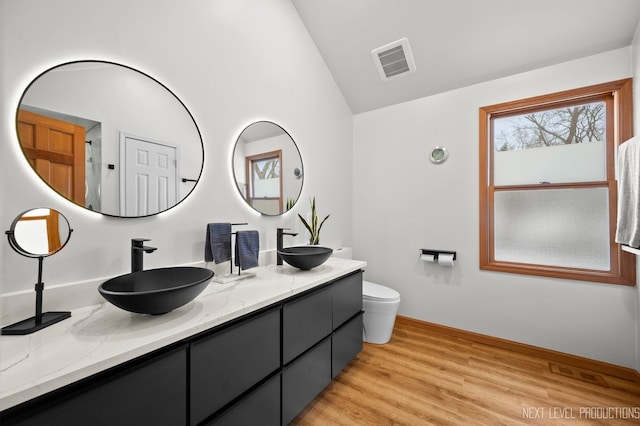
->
429, 146, 449, 164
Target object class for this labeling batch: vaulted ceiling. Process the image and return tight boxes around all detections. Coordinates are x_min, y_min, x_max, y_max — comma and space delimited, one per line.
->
292, 0, 640, 114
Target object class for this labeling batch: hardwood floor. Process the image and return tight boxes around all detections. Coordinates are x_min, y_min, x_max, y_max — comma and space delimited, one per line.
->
291, 319, 640, 425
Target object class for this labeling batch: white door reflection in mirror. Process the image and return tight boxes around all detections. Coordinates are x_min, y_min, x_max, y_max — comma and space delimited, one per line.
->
121, 133, 178, 217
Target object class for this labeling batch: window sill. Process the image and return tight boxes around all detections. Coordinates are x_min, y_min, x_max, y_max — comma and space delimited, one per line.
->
480, 261, 636, 286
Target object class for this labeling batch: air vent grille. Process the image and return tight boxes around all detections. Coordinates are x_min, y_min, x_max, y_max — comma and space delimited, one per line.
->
371, 38, 416, 81
377, 45, 410, 77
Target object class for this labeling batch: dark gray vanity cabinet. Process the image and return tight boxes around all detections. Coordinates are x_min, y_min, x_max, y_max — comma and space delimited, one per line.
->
281, 270, 363, 425
331, 271, 363, 378
207, 373, 281, 426
1, 269, 364, 426
1, 345, 188, 426
332, 271, 363, 328
282, 286, 333, 364
190, 308, 281, 425
332, 314, 363, 378
282, 338, 332, 425
281, 287, 333, 425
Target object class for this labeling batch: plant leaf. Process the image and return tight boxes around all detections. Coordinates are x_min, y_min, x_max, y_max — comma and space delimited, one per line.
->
298, 196, 330, 245
317, 214, 330, 234
298, 213, 313, 234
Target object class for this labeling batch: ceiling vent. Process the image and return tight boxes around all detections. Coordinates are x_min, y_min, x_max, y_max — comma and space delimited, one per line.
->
371, 37, 417, 81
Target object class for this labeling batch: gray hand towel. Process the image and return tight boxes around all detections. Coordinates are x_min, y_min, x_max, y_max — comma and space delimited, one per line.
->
615, 137, 640, 247
205, 223, 232, 263
235, 230, 260, 270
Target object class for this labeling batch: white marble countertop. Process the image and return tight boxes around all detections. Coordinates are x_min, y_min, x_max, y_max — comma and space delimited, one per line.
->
0, 257, 366, 411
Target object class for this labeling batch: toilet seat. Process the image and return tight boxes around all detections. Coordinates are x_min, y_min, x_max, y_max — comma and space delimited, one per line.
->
363, 281, 400, 302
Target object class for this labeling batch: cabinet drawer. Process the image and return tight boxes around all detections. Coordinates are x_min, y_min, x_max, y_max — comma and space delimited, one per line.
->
332, 312, 363, 378
331, 271, 363, 329
2, 346, 188, 426
282, 338, 331, 425
282, 287, 332, 364
190, 308, 280, 425
206, 374, 280, 426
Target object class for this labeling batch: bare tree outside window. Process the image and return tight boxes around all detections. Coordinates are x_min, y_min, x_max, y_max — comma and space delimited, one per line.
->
494, 101, 605, 151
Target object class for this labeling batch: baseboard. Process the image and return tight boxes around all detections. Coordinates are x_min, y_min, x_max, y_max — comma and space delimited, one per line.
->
395, 316, 640, 383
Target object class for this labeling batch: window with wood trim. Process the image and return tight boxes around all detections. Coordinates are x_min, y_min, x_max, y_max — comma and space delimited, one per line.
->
479, 79, 635, 285
245, 149, 283, 215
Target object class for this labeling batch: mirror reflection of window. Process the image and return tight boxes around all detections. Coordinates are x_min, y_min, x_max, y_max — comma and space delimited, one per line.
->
252, 157, 280, 196
232, 121, 303, 215
246, 150, 283, 215
15, 208, 62, 254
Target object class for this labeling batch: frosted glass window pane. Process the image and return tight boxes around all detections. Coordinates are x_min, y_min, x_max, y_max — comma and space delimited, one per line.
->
494, 188, 610, 270
254, 176, 279, 197
493, 101, 606, 185
252, 158, 280, 197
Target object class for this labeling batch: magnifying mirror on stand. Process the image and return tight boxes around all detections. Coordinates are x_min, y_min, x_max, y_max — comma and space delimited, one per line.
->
2, 208, 73, 335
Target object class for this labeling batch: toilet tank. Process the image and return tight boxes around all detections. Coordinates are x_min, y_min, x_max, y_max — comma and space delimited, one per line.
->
331, 247, 353, 259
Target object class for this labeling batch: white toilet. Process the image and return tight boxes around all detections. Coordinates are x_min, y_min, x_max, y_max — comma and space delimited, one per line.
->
332, 248, 401, 344
362, 280, 401, 344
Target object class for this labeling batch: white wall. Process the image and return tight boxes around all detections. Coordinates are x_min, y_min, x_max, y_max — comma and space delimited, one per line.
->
632, 19, 640, 373
0, 0, 353, 294
353, 48, 638, 368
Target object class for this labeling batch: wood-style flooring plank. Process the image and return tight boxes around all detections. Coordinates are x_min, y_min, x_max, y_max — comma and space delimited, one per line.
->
291, 320, 640, 425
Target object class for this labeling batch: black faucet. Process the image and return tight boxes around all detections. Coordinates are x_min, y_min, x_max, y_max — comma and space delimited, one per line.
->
131, 238, 157, 273
276, 228, 298, 265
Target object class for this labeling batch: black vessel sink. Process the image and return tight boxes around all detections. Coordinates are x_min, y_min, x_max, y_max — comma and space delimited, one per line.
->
99, 267, 214, 315
278, 246, 333, 270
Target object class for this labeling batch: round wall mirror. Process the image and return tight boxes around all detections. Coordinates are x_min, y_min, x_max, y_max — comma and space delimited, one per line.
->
232, 121, 303, 215
7, 208, 72, 257
16, 60, 204, 218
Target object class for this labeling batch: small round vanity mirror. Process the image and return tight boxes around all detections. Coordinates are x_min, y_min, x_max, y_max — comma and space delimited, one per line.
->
3, 208, 73, 335
7, 208, 72, 257
232, 121, 303, 215
16, 60, 204, 218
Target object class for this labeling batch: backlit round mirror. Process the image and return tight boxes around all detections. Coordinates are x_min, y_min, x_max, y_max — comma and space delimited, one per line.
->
7, 208, 72, 257
16, 60, 204, 217
232, 121, 303, 215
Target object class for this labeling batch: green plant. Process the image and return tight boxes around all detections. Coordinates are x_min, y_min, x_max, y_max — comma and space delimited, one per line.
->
286, 198, 296, 211
298, 197, 330, 245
